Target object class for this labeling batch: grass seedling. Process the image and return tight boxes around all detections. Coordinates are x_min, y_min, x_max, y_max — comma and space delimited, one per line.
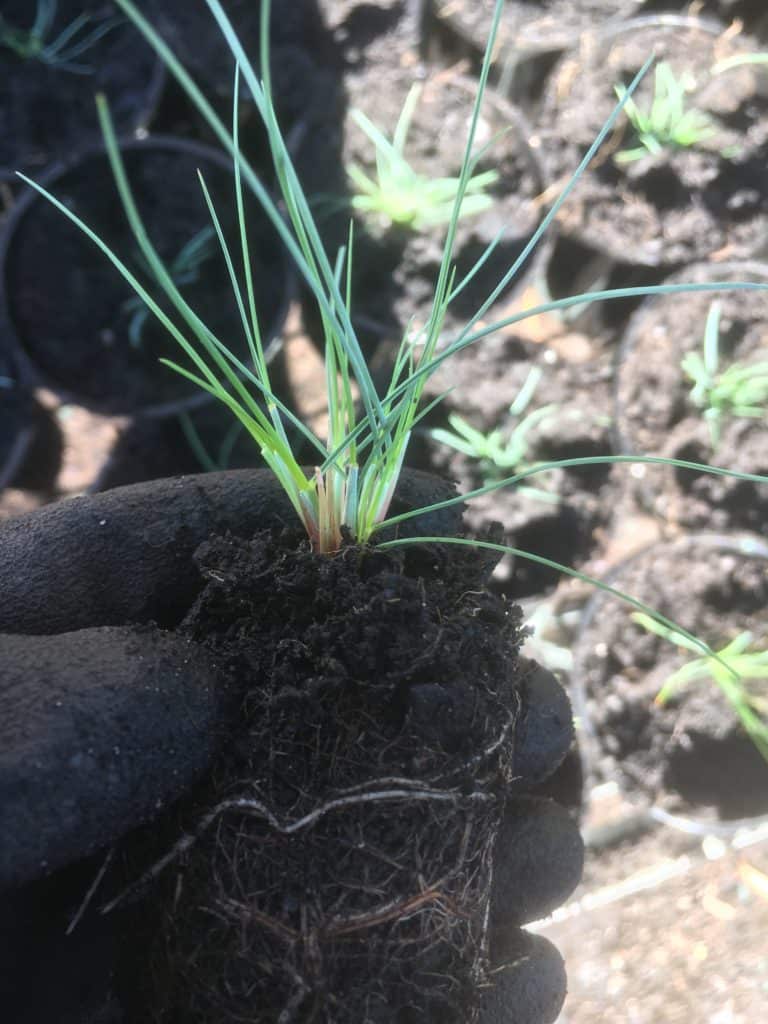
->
18, 0, 768, 755
681, 300, 768, 452
613, 61, 717, 164
347, 84, 499, 230
122, 225, 218, 348
430, 366, 559, 501
631, 612, 768, 763
0, 0, 122, 74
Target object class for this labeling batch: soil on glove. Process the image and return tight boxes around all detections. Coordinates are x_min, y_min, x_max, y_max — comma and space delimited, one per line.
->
114, 531, 530, 1023
575, 536, 768, 820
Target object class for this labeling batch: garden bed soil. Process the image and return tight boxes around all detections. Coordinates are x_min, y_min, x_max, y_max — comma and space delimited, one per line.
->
107, 530, 545, 1023
537, 15, 768, 267
574, 535, 768, 820
313, 62, 545, 358
1, 137, 290, 416
614, 261, 768, 533
0, 0, 163, 180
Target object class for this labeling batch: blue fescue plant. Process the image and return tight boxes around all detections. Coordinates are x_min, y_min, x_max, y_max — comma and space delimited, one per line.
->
632, 612, 768, 763
0, 0, 122, 75
430, 366, 559, 501
613, 61, 716, 164
681, 300, 768, 452
347, 84, 499, 230
18, 0, 768, 749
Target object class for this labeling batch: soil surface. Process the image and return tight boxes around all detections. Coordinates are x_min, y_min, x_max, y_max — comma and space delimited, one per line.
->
614, 261, 768, 533
112, 530, 527, 1023
0, 0, 162, 178
537, 17, 768, 266
574, 535, 768, 820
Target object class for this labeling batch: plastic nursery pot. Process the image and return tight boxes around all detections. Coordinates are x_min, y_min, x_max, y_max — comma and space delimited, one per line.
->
613, 259, 768, 534
0, 136, 292, 418
0, 0, 164, 182
313, 63, 547, 360
536, 14, 768, 268
572, 532, 768, 823
424, 0, 646, 106
0, 348, 61, 493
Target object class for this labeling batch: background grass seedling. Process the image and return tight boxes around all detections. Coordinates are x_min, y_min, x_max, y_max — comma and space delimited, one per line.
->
430, 365, 559, 501
681, 299, 768, 452
347, 83, 499, 230
631, 612, 768, 763
122, 224, 218, 348
613, 61, 716, 164
0, 0, 123, 75
19, 0, 768, 759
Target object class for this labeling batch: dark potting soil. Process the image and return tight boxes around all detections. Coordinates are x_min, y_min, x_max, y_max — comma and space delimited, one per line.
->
537, 17, 768, 267
317, 63, 544, 356
575, 536, 768, 820
114, 531, 529, 1022
2, 140, 288, 415
0, 0, 162, 179
614, 262, 768, 533
410, 328, 617, 598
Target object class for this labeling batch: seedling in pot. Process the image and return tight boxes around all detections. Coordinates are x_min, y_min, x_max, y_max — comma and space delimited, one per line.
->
347, 83, 499, 230
0, 0, 123, 75
681, 299, 768, 452
613, 61, 716, 164
430, 365, 559, 501
122, 224, 218, 348
631, 612, 768, 764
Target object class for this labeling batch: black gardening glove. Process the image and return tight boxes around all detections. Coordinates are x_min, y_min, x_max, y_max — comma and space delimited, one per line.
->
0, 469, 582, 1024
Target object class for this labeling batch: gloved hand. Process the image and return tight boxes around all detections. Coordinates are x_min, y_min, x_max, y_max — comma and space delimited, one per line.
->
0, 468, 582, 1024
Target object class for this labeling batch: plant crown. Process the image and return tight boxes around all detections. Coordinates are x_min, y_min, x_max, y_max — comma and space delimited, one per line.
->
0, 0, 122, 74
347, 83, 499, 230
681, 300, 768, 452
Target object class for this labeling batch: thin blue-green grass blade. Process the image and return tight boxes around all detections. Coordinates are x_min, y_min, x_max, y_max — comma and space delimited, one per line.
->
231, 67, 267, 378
454, 56, 656, 342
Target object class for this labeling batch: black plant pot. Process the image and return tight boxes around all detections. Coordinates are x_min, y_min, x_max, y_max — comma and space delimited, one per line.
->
0, 0, 164, 181
0, 135, 292, 417
613, 259, 768, 534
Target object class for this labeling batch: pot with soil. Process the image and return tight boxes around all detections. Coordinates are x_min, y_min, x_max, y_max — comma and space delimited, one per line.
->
0, 0, 164, 180
409, 327, 616, 600
309, 62, 546, 362
0, 349, 62, 493
424, 0, 646, 106
0, 135, 291, 417
614, 259, 768, 533
537, 14, 768, 268
573, 533, 768, 822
